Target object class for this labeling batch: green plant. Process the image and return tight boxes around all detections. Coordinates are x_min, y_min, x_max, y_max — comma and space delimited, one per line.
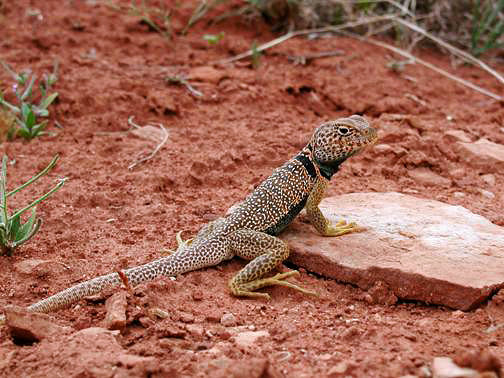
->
203, 31, 225, 44
0, 60, 59, 140
0, 155, 66, 256
127, 0, 172, 39
251, 40, 262, 69
471, 0, 503, 56
183, 0, 226, 34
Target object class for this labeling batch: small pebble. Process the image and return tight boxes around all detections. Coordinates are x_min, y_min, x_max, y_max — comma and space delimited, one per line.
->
480, 174, 496, 186
480, 189, 495, 199
451, 310, 465, 319
192, 289, 204, 301
139, 316, 155, 328
220, 312, 237, 327
453, 191, 465, 199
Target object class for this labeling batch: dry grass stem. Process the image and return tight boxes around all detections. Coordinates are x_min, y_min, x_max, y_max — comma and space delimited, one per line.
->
220, 11, 502, 101
394, 18, 504, 85
218, 14, 398, 64
356, 35, 503, 101
127, 116, 169, 170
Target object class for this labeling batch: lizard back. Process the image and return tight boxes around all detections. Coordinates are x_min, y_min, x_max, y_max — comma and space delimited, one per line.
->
223, 153, 318, 236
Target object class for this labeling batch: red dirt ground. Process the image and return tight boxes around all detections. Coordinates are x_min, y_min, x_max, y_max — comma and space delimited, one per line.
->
0, 1, 503, 377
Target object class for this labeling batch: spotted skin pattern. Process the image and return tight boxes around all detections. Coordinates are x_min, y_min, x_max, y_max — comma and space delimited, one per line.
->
0, 115, 377, 320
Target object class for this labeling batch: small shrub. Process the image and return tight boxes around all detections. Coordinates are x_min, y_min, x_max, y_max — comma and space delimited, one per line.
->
0, 155, 66, 256
0, 60, 59, 140
471, 0, 504, 56
203, 31, 225, 44
251, 40, 262, 69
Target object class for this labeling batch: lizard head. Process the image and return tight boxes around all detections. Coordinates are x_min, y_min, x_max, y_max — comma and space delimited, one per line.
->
309, 115, 377, 179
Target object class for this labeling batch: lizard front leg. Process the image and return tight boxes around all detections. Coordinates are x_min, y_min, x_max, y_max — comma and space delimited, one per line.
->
305, 178, 360, 236
228, 229, 316, 299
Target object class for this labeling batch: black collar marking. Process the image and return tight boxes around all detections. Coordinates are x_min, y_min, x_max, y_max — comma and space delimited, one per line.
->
294, 154, 317, 178
315, 159, 342, 180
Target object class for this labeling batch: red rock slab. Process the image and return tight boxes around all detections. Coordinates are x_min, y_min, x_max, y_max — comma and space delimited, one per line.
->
4, 306, 72, 342
282, 192, 504, 310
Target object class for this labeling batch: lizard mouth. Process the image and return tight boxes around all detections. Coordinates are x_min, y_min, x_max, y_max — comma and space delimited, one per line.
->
351, 132, 378, 156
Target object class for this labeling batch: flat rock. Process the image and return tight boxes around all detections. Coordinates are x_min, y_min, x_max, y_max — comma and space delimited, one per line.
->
4, 305, 72, 342
206, 357, 269, 378
407, 167, 451, 187
455, 138, 504, 172
189, 66, 227, 83
432, 357, 479, 378
104, 291, 127, 331
19, 327, 161, 376
233, 330, 270, 349
283, 192, 504, 310
14, 259, 67, 276
443, 129, 472, 143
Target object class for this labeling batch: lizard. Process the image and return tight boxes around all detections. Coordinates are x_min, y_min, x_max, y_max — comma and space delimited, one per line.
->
0, 115, 377, 322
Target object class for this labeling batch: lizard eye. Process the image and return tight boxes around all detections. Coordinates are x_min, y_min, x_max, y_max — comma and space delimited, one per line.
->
337, 126, 350, 136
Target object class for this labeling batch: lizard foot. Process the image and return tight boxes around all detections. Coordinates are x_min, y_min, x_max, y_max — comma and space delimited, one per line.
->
230, 271, 318, 300
161, 231, 193, 255
325, 219, 363, 237
175, 230, 193, 248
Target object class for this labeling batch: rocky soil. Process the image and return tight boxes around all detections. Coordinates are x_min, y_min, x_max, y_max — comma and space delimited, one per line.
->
0, 1, 503, 377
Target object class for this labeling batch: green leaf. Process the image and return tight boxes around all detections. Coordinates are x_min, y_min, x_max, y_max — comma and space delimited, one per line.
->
25, 107, 36, 129
39, 83, 47, 98
39, 92, 58, 111
21, 103, 30, 120
8, 213, 21, 240
36, 109, 49, 117
203, 32, 224, 44
0, 154, 64, 254
13, 218, 42, 248
0, 98, 20, 114
16, 208, 37, 241
0, 156, 8, 227
17, 72, 28, 86
0, 226, 7, 245
20, 75, 36, 101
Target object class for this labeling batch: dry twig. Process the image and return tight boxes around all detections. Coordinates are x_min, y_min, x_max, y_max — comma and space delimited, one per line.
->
393, 18, 504, 85
353, 35, 503, 101
127, 116, 169, 170
218, 14, 398, 64
220, 13, 503, 101
117, 270, 133, 293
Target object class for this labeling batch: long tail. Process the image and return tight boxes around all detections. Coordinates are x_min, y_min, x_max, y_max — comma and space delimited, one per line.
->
0, 227, 229, 324
30, 254, 182, 314
0, 250, 192, 323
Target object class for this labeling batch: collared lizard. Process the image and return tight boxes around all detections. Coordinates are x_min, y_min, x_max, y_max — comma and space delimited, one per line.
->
0, 115, 377, 322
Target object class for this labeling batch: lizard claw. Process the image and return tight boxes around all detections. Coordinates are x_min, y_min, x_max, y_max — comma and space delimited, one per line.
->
229, 270, 318, 299
326, 219, 363, 236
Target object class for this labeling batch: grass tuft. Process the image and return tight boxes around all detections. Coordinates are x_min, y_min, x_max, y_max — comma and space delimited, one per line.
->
0, 155, 66, 256
0, 60, 59, 140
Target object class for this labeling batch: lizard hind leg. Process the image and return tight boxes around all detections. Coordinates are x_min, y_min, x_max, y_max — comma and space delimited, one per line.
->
228, 229, 317, 299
